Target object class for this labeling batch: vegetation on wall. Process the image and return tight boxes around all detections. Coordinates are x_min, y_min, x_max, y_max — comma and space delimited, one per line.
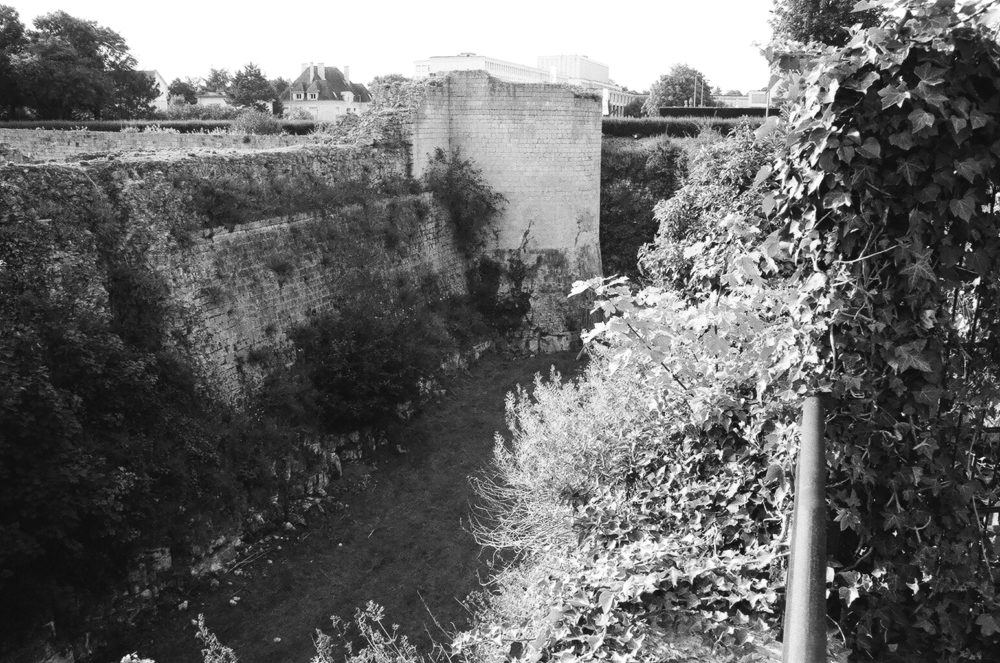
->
422, 147, 506, 257
0, 200, 287, 652
600, 136, 687, 279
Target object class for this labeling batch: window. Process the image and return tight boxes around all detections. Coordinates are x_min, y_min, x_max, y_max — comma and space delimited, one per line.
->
293, 93, 303, 100
308, 92, 318, 100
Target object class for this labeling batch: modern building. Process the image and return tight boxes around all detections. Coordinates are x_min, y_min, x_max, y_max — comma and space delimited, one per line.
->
280, 62, 372, 122
414, 53, 551, 83
414, 53, 641, 116
140, 70, 170, 111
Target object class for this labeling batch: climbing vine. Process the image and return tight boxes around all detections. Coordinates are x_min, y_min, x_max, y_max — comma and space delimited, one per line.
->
769, 0, 1000, 658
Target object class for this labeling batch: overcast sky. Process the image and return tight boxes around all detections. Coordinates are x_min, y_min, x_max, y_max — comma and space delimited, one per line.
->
6, 0, 777, 93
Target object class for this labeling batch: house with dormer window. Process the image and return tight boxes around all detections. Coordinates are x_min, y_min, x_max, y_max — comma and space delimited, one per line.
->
281, 62, 371, 121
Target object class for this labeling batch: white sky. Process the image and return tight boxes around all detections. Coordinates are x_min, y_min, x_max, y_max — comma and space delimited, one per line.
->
6, 0, 776, 93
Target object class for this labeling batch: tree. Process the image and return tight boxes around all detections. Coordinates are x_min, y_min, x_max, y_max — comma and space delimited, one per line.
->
771, 0, 883, 46
622, 97, 644, 117
11, 11, 154, 119
227, 63, 274, 112
0, 5, 25, 118
641, 64, 716, 116
203, 67, 230, 94
168, 78, 197, 104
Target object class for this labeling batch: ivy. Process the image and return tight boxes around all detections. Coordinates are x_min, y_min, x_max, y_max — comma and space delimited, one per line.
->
769, 0, 1000, 658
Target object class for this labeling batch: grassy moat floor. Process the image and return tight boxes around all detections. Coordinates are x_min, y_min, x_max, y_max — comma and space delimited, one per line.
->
106, 351, 582, 663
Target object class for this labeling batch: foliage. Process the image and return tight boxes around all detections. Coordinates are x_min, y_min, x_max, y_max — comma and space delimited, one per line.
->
3, 9, 156, 119
160, 103, 242, 121
466, 256, 532, 334
601, 136, 687, 279
764, 0, 1000, 658
641, 64, 716, 116
770, 0, 883, 46
194, 614, 239, 663
622, 97, 644, 117
638, 123, 783, 289
422, 147, 506, 256
264, 279, 455, 433
227, 63, 276, 112
602, 116, 763, 138
202, 68, 231, 95
168, 78, 198, 105
230, 108, 281, 135
313, 602, 425, 663
0, 200, 296, 651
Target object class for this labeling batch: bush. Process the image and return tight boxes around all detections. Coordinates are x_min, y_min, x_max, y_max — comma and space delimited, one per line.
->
600, 136, 687, 279
602, 116, 763, 138
422, 147, 506, 256
260, 278, 459, 434
230, 109, 281, 135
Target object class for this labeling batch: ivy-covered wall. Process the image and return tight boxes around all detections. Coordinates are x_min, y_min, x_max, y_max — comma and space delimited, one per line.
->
0, 146, 465, 403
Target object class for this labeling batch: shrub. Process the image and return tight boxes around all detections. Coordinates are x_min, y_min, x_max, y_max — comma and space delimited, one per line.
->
230, 109, 282, 135
600, 136, 687, 279
260, 279, 456, 434
422, 147, 506, 256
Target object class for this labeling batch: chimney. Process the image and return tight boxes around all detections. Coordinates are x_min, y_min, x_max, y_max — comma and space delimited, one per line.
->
308, 62, 315, 82
343, 65, 350, 85
301, 62, 309, 77
317, 62, 325, 80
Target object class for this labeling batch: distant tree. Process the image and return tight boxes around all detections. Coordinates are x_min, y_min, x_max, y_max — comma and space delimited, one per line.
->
641, 64, 716, 116
0, 5, 26, 118
269, 76, 289, 115
168, 77, 197, 104
12, 11, 154, 119
369, 73, 413, 108
623, 97, 645, 117
771, 0, 883, 46
203, 67, 230, 94
227, 63, 274, 112
724, 88, 744, 96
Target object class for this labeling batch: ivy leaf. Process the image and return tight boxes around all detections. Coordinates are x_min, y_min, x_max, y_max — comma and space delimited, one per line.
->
879, 84, 910, 109
858, 137, 881, 159
762, 192, 776, 216
955, 158, 985, 183
889, 131, 914, 150
909, 109, 935, 132
823, 189, 852, 209
949, 117, 967, 134
949, 195, 976, 221
976, 614, 1000, 637
845, 70, 879, 92
891, 340, 933, 373
898, 158, 927, 185
753, 165, 773, 187
913, 62, 946, 85
970, 109, 989, 130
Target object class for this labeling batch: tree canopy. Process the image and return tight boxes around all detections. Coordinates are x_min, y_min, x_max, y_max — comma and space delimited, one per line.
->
226, 62, 274, 111
167, 77, 197, 105
771, 0, 884, 45
641, 64, 716, 116
0, 6, 156, 119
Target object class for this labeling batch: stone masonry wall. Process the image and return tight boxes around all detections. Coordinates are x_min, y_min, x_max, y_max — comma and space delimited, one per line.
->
410, 71, 603, 350
0, 127, 316, 162
0, 145, 466, 403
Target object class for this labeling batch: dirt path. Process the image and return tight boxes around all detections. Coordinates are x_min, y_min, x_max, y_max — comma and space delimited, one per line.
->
108, 352, 581, 663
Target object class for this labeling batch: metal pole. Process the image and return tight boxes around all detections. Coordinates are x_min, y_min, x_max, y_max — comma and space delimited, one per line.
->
783, 395, 827, 663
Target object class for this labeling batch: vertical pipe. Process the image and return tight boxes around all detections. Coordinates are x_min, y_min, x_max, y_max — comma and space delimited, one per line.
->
783, 395, 827, 663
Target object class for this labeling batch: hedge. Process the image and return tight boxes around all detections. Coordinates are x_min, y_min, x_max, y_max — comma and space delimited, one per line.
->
602, 116, 764, 138
0, 120, 318, 135
657, 106, 771, 118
